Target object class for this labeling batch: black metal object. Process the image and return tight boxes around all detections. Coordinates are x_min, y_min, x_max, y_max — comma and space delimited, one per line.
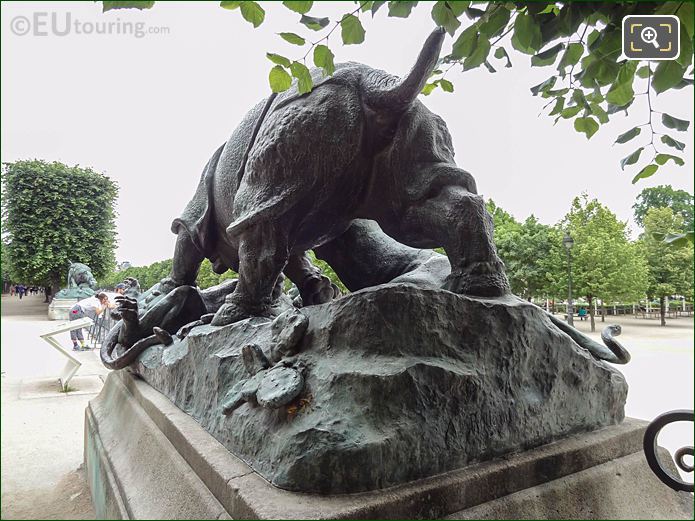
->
88, 308, 116, 348
643, 409, 694, 493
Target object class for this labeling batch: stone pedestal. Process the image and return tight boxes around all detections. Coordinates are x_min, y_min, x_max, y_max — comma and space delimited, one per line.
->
48, 297, 79, 320
84, 371, 693, 520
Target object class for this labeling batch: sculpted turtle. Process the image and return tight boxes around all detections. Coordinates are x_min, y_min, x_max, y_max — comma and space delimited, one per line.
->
157, 28, 509, 326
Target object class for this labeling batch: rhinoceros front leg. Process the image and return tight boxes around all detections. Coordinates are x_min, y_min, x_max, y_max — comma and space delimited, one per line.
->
158, 231, 205, 294
284, 252, 340, 306
400, 185, 509, 297
211, 223, 289, 326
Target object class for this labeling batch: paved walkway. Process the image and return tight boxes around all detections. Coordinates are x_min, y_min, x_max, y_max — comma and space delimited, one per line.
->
1, 295, 692, 518
556, 312, 694, 468
1, 294, 109, 519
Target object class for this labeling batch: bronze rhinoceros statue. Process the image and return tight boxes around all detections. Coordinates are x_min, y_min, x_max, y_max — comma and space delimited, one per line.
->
158, 28, 509, 327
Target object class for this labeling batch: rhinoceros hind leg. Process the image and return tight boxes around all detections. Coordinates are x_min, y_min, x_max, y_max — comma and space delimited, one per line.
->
284, 253, 339, 306
211, 223, 288, 326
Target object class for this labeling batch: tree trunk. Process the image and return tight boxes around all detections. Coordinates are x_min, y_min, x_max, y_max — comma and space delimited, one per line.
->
44, 285, 52, 303
660, 296, 666, 327
588, 295, 596, 332
601, 302, 606, 322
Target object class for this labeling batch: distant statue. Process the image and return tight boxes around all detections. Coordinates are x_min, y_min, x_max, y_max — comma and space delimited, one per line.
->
55, 262, 97, 299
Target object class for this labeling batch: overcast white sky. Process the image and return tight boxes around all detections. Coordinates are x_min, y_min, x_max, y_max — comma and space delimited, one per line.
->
2, 1, 693, 266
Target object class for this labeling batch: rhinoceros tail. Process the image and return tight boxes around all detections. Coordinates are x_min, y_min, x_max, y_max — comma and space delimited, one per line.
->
365, 27, 445, 112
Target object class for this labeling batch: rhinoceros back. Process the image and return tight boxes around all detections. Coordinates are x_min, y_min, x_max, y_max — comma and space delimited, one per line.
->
171, 98, 272, 257
226, 64, 370, 241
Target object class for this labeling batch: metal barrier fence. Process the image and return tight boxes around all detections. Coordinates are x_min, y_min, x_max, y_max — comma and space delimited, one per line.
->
87, 308, 116, 348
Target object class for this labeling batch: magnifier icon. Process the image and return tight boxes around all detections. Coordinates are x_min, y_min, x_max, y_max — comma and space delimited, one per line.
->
640, 26, 660, 48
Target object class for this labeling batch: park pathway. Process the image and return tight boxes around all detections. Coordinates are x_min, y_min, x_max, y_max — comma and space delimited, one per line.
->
1, 293, 108, 519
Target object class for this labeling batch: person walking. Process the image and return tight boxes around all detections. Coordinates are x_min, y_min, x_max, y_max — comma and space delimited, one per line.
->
16, 284, 25, 299
9, 285, 15, 297
68, 292, 114, 351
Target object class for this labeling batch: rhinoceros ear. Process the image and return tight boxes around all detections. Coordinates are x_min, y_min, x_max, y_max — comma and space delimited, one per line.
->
365, 27, 445, 113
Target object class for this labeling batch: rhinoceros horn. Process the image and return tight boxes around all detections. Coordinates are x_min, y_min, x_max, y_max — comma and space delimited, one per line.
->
365, 27, 445, 112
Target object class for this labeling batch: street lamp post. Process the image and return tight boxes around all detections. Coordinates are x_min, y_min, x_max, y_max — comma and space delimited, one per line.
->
563, 232, 575, 326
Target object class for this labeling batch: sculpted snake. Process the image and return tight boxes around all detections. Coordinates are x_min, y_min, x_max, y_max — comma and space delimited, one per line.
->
546, 314, 630, 364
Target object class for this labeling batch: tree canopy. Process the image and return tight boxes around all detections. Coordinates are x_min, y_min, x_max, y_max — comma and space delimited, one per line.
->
633, 184, 694, 230
1, 160, 119, 292
103, 0, 694, 182
641, 206, 694, 325
486, 201, 565, 300
563, 194, 648, 331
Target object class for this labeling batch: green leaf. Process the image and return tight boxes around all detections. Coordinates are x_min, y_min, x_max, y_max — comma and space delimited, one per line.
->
466, 6, 485, 18
341, 14, 365, 45
269, 65, 292, 93
451, 24, 478, 59
371, 1, 387, 15
531, 43, 564, 67
677, 29, 693, 68
549, 97, 565, 116
631, 164, 659, 184
663, 232, 695, 247
620, 147, 643, 171
580, 56, 620, 88
421, 82, 438, 95
589, 103, 608, 124
593, 29, 621, 60
571, 89, 588, 107
446, 1, 469, 17
662, 113, 690, 131
300, 14, 329, 30
282, 1, 312, 14
431, 1, 461, 36
493, 46, 512, 67
289, 61, 313, 94
478, 5, 510, 38
614, 127, 641, 144
655, 154, 685, 166
574, 117, 599, 139
605, 61, 636, 107
313, 44, 335, 76
267, 53, 291, 67
652, 61, 687, 94
558, 42, 583, 70
560, 104, 582, 119
279, 32, 306, 45
388, 1, 417, 17
530, 76, 556, 96
542, 87, 568, 99
483, 60, 497, 73
636, 65, 650, 79
607, 99, 633, 114
439, 78, 454, 92
677, 1, 694, 38
102, 1, 154, 10
463, 37, 490, 70
586, 29, 600, 48
661, 135, 686, 151
239, 1, 265, 27
511, 13, 542, 55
